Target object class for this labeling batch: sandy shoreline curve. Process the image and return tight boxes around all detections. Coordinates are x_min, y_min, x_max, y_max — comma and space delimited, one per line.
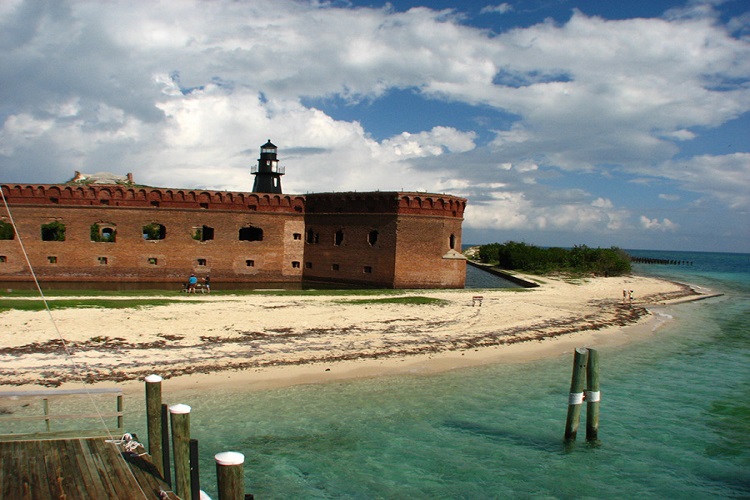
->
0, 273, 719, 393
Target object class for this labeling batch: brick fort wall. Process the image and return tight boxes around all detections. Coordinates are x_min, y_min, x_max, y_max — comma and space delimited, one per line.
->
1, 185, 466, 288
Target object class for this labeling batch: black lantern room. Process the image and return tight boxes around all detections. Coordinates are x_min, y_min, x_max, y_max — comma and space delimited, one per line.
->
251, 139, 285, 193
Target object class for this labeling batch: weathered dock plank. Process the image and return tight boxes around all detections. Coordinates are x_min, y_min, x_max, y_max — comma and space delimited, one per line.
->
0, 438, 177, 499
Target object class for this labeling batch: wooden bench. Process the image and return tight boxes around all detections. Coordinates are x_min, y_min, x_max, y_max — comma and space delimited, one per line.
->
472, 295, 484, 306
181, 283, 207, 293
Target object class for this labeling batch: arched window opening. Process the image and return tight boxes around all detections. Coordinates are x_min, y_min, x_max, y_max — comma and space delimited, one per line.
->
306, 228, 319, 244
367, 230, 378, 246
101, 227, 116, 241
239, 226, 263, 241
449, 233, 456, 250
0, 221, 15, 240
334, 229, 344, 246
193, 225, 215, 242
41, 221, 66, 241
91, 223, 116, 242
143, 223, 166, 240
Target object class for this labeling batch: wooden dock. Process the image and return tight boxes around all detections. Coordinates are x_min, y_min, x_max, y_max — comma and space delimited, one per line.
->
0, 380, 248, 499
0, 387, 179, 499
0, 436, 178, 499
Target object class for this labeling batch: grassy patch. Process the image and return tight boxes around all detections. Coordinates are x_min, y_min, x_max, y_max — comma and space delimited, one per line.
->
0, 289, 183, 298
0, 288, 406, 298
0, 298, 186, 313
334, 296, 450, 306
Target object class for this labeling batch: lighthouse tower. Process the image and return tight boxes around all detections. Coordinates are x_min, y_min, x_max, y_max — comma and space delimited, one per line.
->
251, 139, 285, 193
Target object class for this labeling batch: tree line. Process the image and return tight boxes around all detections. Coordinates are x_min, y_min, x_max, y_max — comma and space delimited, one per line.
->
475, 241, 632, 276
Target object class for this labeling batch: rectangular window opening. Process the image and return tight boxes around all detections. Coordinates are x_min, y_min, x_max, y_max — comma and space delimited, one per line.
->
364, 266, 373, 274
48, 256, 57, 264
305, 262, 313, 269
98, 257, 108, 265
246, 259, 255, 267
331, 264, 340, 271
148, 257, 158, 265
197, 258, 207, 266
292, 261, 300, 268
0, 256, 7, 263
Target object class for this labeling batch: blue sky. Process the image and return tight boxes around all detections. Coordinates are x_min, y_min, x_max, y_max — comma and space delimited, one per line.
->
1, 0, 748, 252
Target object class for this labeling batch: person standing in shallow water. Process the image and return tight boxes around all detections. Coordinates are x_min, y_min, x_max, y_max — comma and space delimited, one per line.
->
204, 274, 211, 294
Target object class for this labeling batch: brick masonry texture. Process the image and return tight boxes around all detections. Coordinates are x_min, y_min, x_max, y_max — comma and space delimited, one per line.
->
1, 185, 466, 288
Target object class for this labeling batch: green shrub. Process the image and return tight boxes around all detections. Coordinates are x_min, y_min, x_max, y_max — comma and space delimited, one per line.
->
41, 221, 66, 241
475, 241, 631, 276
0, 221, 14, 240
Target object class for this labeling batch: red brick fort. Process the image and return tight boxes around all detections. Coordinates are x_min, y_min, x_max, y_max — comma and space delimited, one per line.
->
0, 141, 466, 288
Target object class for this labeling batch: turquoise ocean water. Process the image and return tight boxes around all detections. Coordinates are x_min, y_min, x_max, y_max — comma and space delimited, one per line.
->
130, 251, 750, 499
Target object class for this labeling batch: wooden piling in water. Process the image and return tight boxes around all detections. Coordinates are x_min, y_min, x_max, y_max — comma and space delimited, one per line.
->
170, 403, 192, 500
161, 403, 172, 487
215, 451, 246, 500
145, 374, 164, 477
190, 438, 201, 500
564, 347, 588, 442
586, 348, 600, 443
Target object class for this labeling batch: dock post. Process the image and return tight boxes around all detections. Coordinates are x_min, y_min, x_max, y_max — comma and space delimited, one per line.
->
117, 393, 124, 430
144, 374, 164, 477
170, 403, 192, 500
161, 404, 172, 487
215, 451, 245, 500
43, 397, 51, 432
564, 347, 588, 442
190, 438, 200, 500
586, 348, 600, 443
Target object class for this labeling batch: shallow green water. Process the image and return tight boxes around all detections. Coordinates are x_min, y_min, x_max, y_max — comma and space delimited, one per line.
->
122, 251, 749, 499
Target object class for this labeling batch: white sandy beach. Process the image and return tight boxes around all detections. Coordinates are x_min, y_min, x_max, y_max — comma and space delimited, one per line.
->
0, 273, 713, 393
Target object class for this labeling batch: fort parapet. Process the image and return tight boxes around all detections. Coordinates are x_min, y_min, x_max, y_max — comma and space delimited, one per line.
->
0, 184, 304, 213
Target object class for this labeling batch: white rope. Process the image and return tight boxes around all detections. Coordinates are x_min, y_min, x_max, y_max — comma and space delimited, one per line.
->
0, 188, 117, 438
105, 433, 147, 454
1, 187, 150, 498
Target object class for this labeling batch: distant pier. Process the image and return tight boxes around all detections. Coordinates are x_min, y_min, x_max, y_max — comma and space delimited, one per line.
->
629, 256, 693, 266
